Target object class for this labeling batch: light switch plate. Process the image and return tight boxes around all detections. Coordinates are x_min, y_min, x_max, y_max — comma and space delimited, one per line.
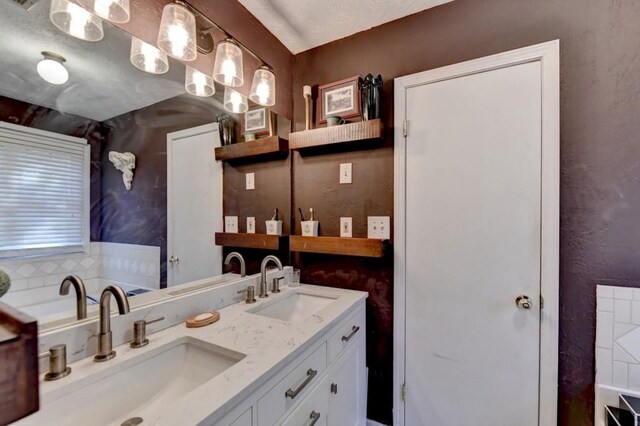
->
246, 173, 255, 190
367, 216, 390, 239
339, 163, 352, 184
225, 216, 238, 233
340, 217, 352, 238
247, 217, 255, 234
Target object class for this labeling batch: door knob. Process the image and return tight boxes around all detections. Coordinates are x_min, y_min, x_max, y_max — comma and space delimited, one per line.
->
169, 255, 180, 265
515, 295, 532, 310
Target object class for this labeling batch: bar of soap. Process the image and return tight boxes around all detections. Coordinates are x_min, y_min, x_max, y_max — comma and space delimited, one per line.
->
186, 311, 220, 328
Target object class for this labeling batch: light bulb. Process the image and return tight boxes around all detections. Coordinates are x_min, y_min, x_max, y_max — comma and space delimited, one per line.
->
256, 82, 270, 105
69, 6, 92, 39
213, 39, 244, 87
168, 25, 189, 58
37, 52, 69, 85
222, 59, 236, 86
157, 3, 197, 61
223, 87, 248, 113
249, 66, 276, 106
93, 0, 110, 18
185, 66, 214, 97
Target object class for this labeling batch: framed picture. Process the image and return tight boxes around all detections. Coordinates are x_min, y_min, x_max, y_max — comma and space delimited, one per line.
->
317, 76, 361, 125
242, 107, 274, 138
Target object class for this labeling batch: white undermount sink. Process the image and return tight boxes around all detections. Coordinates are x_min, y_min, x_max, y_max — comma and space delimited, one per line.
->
248, 290, 337, 322
19, 337, 245, 426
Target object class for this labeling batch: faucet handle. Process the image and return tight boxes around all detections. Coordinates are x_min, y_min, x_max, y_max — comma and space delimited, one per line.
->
237, 286, 256, 304
130, 316, 164, 348
271, 277, 285, 293
44, 344, 71, 381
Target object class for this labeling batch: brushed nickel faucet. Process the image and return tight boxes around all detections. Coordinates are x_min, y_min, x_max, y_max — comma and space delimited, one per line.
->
59, 275, 87, 320
94, 285, 130, 362
224, 252, 246, 277
259, 255, 283, 298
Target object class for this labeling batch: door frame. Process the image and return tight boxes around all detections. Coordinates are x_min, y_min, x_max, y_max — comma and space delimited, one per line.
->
393, 40, 560, 425
167, 122, 221, 287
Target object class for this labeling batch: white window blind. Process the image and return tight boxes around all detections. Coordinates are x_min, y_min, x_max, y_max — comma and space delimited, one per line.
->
0, 122, 89, 258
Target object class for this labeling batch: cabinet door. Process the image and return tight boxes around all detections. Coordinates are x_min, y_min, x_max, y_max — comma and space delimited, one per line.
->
328, 334, 366, 426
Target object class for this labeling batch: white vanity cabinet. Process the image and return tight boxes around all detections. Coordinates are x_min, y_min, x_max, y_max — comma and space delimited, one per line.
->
215, 302, 366, 426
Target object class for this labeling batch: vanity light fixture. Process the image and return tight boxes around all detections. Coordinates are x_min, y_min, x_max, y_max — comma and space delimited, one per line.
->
157, 2, 197, 61
223, 87, 248, 113
250, 65, 276, 106
37, 52, 69, 85
77, 0, 130, 24
50, 0, 104, 42
213, 38, 243, 87
130, 37, 169, 74
185, 66, 215, 97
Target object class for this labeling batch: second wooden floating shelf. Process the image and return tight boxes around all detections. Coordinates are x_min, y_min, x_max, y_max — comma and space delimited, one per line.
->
214, 136, 288, 162
289, 119, 384, 150
215, 233, 287, 250
289, 236, 387, 258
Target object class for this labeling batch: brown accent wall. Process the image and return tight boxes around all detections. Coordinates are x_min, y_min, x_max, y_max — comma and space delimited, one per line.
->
0, 96, 109, 242
293, 0, 640, 424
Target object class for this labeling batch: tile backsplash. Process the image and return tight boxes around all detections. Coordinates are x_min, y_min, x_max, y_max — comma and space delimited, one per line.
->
0, 242, 160, 293
596, 285, 640, 390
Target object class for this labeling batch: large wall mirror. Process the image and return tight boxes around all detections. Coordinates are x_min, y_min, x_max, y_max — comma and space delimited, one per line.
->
0, 0, 290, 332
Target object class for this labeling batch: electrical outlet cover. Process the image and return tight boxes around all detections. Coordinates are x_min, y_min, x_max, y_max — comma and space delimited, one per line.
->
247, 217, 255, 234
340, 217, 352, 237
340, 163, 352, 184
367, 216, 390, 239
225, 216, 238, 233
246, 173, 255, 190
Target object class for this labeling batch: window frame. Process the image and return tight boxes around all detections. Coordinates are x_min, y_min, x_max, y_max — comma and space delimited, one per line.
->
0, 121, 90, 259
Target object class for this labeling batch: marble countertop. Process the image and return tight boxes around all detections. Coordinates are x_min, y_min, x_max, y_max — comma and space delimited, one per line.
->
24, 284, 367, 426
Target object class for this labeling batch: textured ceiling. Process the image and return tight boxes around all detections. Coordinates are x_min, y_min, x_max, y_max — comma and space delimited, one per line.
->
0, 0, 192, 122
238, 0, 454, 54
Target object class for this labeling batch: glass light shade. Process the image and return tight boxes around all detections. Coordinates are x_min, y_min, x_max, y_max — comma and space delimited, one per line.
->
130, 37, 169, 74
213, 40, 243, 87
157, 3, 197, 61
50, 0, 104, 42
185, 66, 215, 97
37, 56, 69, 85
223, 87, 248, 113
76, 0, 129, 23
249, 66, 276, 106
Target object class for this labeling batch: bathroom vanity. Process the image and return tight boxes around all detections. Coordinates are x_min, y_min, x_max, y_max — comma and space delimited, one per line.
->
15, 279, 367, 426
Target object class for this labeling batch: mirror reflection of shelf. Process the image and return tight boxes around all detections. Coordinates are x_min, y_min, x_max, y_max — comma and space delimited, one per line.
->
289, 236, 387, 258
214, 136, 288, 162
214, 233, 288, 250
289, 119, 384, 150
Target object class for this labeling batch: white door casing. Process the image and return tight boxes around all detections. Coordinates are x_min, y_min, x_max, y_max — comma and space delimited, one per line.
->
393, 40, 559, 425
167, 123, 223, 287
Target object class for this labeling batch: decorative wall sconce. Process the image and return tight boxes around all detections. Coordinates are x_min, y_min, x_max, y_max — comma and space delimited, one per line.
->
130, 37, 169, 74
50, 0, 104, 42
250, 65, 276, 106
213, 39, 243, 87
224, 87, 248, 113
77, 0, 130, 24
185, 66, 215, 97
109, 151, 136, 190
157, 2, 197, 61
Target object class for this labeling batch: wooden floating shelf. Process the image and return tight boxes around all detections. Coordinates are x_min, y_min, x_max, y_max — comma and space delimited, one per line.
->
289, 236, 387, 258
214, 136, 288, 162
289, 119, 384, 150
215, 233, 287, 250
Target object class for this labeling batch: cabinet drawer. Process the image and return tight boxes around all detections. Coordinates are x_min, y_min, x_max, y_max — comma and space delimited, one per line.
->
258, 343, 327, 426
281, 376, 329, 426
328, 308, 365, 363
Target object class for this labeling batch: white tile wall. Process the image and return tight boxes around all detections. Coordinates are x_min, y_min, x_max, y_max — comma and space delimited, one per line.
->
596, 284, 640, 390
0, 242, 160, 295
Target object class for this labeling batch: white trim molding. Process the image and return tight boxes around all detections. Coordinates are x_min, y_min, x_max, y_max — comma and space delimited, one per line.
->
393, 40, 560, 425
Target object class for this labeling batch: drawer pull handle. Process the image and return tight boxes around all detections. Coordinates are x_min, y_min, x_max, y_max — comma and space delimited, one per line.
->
341, 325, 360, 342
285, 368, 318, 399
309, 411, 320, 425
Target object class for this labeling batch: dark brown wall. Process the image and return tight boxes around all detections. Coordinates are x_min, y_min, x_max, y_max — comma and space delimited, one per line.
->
101, 95, 234, 287
0, 96, 109, 241
293, 0, 640, 424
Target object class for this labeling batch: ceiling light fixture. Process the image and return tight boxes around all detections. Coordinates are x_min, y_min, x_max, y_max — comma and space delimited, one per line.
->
185, 66, 214, 97
37, 52, 69, 85
130, 37, 169, 74
50, 0, 104, 42
77, 0, 130, 24
223, 87, 248, 113
157, 2, 197, 61
212, 38, 243, 87
250, 65, 276, 106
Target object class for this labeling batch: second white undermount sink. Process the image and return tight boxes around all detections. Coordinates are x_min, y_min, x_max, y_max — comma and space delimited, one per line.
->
21, 337, 245, 426
248, 290, 337, 322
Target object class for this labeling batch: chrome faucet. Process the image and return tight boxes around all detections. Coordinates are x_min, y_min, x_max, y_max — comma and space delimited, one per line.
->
259, 255, 283, 298
59, 275, 87, 320
94, 285, 130, 362
224, 252, 246, 277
